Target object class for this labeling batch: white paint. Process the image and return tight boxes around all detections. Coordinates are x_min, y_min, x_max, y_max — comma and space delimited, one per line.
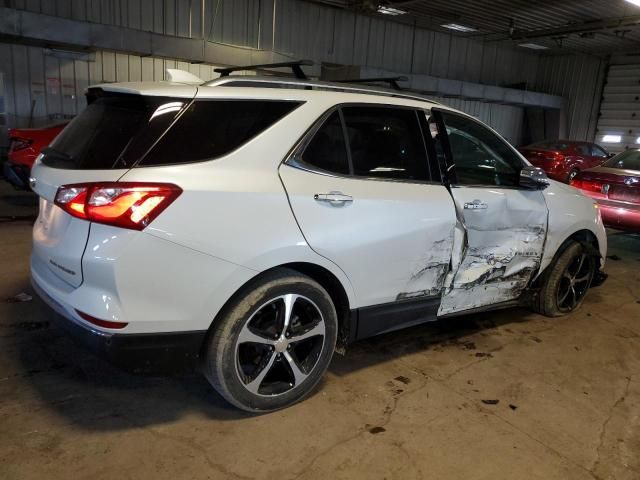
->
280, 165, 456, 307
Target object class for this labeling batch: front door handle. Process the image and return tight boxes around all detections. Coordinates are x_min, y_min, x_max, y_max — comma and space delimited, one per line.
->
314, 192, 353, 206
463, 199, 488, 210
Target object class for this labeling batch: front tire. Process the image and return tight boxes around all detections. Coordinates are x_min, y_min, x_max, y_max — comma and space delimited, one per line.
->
203, 269, 337, 412
535, 241, 596, 317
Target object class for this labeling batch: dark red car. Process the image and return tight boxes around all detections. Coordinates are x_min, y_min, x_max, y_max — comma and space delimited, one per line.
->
3, 122, 68, 189
518, 140, 610, 183
570, 149, 640, 232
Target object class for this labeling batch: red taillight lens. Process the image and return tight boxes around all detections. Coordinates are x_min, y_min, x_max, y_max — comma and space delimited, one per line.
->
54, 182, 182, 230
9, 137, 33, 153
75, 309, 128, 329
570, 178, 603, 193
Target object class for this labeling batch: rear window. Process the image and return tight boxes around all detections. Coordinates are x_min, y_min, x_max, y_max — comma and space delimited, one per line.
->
141, 100, 301, 166
603, 150, 640, 171
530, 140, 571, 151
46, 94, 185, 169
44, 93, 301, 169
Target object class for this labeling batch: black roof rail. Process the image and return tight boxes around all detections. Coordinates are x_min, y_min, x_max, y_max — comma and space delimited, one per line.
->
335, 76, 409, 91
214, 60, 314, 80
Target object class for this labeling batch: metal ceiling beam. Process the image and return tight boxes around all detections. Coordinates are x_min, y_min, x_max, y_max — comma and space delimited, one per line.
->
506, 15, 640, 42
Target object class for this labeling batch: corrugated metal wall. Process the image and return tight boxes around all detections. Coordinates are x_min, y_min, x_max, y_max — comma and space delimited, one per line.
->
1, 0, 541, 85
0, 0, 605, 147
534, 54, 607, 142
0, 43, 226, 129
0, 43, 525, 146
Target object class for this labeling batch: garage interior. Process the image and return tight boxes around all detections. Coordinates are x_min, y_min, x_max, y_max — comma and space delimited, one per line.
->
1, 1, 639, 479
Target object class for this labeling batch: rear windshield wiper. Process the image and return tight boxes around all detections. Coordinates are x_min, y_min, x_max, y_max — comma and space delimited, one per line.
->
41, 147, 76, 168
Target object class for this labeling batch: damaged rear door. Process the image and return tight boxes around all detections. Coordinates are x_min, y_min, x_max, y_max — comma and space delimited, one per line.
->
281, 105, 457, 315
427, 110, 548, 315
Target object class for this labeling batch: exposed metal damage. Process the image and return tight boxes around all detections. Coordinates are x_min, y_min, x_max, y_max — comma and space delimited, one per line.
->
438, 225, 547, 315
396, 234, 453, 302
438, 189, 549, 316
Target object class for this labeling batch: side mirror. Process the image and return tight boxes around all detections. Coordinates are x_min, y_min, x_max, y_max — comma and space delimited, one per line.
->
520, 165, 550, 190
607, 152, 616, 159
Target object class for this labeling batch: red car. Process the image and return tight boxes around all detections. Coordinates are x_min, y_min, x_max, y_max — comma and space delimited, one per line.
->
3, 122, 68, 189
570, 149, 640, 232
518, 140, 610, 183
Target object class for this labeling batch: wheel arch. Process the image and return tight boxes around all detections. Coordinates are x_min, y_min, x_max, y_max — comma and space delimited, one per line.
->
203, 262, 354, 356
532, 228, 601, 287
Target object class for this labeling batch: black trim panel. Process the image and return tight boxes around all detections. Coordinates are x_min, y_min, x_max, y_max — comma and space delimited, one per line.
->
354, 296, 440, 340
48, 308, 206, 374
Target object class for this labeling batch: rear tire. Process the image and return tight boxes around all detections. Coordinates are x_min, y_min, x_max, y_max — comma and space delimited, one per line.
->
535, 241, 596, 317
203, 269, 337, 412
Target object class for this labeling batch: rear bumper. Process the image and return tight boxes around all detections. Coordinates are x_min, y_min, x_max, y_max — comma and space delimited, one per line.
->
2, 161, 30, 189
32, 275, 206, 373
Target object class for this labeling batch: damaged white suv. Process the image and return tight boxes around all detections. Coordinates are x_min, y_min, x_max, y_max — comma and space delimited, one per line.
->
30, 65, 607, 411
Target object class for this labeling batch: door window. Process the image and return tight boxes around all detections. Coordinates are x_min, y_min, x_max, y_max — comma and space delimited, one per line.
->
439, 111, 523, 187
591, 144, 609, 158
299, 111, 350, 175
341, 106, 430, 181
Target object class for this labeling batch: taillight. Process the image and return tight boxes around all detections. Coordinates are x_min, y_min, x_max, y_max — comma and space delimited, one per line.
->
570, 178, 603, 193
54, 182, 182, 230
9, 137, 33, 153
544, 151, 564, 162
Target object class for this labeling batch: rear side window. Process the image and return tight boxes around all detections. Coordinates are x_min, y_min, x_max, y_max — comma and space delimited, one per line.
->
141, 100, 301, 166
300, 111, 350, 175
576, 144, 590, 156
342, 106, 430, 181
46, 94, 184, 169
531, 140, 571, 151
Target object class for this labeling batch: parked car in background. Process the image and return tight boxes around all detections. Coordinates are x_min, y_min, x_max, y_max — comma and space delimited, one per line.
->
518, 140, 610, 183
30, 70, 607, 412
3, 122, 68, 189
570, 149, 640, 232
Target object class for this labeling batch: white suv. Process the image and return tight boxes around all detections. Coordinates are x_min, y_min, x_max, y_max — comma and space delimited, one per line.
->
30, 67, 607, 411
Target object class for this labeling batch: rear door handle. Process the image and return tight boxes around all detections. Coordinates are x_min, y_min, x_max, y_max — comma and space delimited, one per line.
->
314, 192, 353, 205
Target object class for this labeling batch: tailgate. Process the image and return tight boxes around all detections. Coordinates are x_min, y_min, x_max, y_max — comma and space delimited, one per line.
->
31, 162, 129, 288
29, 89, 195, 288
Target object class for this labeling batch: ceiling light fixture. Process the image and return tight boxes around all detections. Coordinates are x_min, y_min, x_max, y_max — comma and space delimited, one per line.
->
625, 0, 640, 7
602, 135, 622, 143
377, 5, 407, 15
441, 23, 477, 33
518, 43, 549, 50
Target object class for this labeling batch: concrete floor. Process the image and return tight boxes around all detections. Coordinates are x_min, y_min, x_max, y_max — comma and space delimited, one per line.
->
1, 181, 639, 480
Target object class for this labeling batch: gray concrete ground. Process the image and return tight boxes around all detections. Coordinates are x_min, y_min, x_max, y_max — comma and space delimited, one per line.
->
0, 180, 639, 480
